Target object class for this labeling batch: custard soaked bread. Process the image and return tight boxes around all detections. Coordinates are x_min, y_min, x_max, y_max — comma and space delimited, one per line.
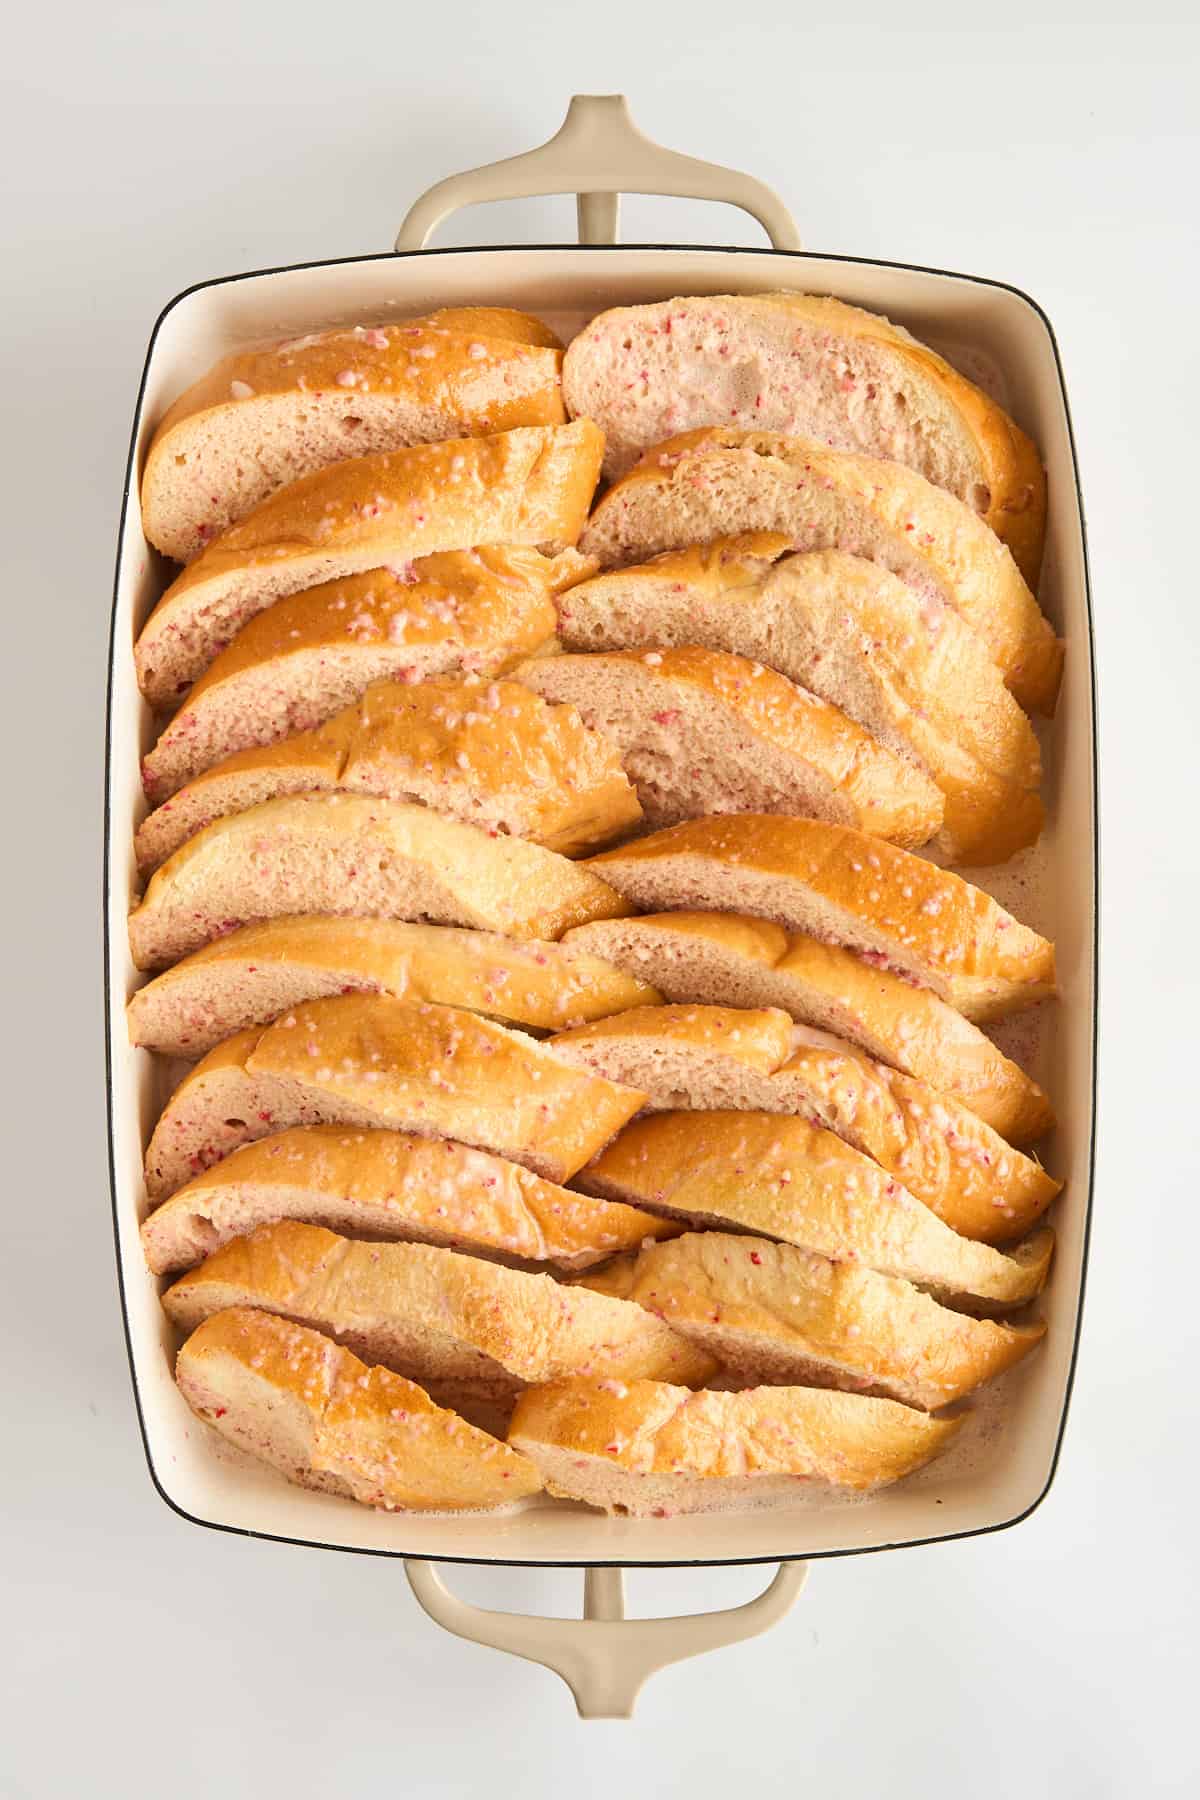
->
563, 913, 1053, 1143
549, 1006, 1060, 1242
128, 793, 631, 969
579, 428, 1061, 714
137, 675, 641, 869
515, 646, 943, 847
127, 916, 660, 1058
508, 1377, 960, 1513
143, 307, 567, 561
143, 996, 646, 1199
586, 815, 1057, 1022
577, 1109, 1053, 1309
563, 292, 1046, 581
163, 1221, 715, 1399
176, 1308, 543, 1511
555, 537, 1044, 865
578, 1231, 1045, 1410
139, 544, 590, 806
135, 419, 604, 707
141, 1125, 680, 1277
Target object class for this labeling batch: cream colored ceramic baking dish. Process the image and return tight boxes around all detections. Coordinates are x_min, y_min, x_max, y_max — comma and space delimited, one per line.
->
105, 97, 1096, 1714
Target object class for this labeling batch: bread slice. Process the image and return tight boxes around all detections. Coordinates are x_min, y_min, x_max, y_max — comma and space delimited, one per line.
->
134, 420, 604, 708
137, 544, 589, 807
563, 293, 1047, 580
508, 1376, 960, 1513
579, 1232, 1044, 1409
176, 1307, 542, 1510
551, 1002, 796, 1106
143, 309, 567, 561
586, 815, 1055, 1022
562, 914, 1052, 1143
514, 646, 943, 847
579, 428, 1061, 715
550, 1009, 1059, 1242
555, 537, 1043, 865
128, 793, 631, 970
143, 996, 645, 1200
578, 1111, 1053, 1309
127, 915, 661, 1058
141, 1124, 682, 1276
137, 674, 641, 868
164, 1221, 715, 1403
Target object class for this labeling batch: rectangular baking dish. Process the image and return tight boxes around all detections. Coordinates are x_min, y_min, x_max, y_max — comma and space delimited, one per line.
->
105, 96, 1096, 1697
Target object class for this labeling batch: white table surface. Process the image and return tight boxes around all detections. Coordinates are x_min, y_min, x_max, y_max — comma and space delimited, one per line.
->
4, 2, 1197, 1792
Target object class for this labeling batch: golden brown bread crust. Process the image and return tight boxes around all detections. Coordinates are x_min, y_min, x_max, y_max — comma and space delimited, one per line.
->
126, 915, 662, 1058
141, 1124, 681, 1276
515, 644, 944, 848
138, 545, 592, 823
774, 1038, 1060, 1241
163, 1219, 716, 1390
135, 421, 605, 708
563, 293, 1045, 581
394, 307, 564, 349
176, 1307, 543, 1510
148, 315, 564, 471
143, 996, 647, 1198
756, 295, 1046, 582
127, 792, 633, 969
577, 1109, 1054, 1308
578, 1231, 1045, 1409
508, 1376, 961, 1505
561, 913, 1053, 1142
580, 428, 1061, 714
137, 674, 642, 866
142, 309, 568, 560
548, 1000, 1059, 1242
179, 545, 584, 696
556, 537, 1044, 865
586, 815, 1056, 1020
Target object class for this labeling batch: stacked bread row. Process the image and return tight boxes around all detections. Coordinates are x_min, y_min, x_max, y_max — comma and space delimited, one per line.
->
133, 293, 1061, 1518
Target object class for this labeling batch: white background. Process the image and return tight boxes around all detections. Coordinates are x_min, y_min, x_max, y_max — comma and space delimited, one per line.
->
3, 2, 1197, 1793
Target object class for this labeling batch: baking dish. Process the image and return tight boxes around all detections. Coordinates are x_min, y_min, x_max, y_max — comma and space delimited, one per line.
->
105, 96, 1097, 1713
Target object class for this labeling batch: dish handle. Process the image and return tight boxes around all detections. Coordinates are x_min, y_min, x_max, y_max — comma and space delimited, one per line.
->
404, 1558, 808, 1717
393, 93, 801, 252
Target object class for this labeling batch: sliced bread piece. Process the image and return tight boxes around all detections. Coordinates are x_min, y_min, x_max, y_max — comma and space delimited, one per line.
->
562, 913, 1052, 1143
551, 1008, 1058, 1241
771, 1030, 1060, 1242
555, 537, 1043, 865
164, 1221, 715, 1400
143, 996, 645, 1200
128, 792, 631, 970
577, 1110, 1053, 1310
137, 674, 641, 865
550, 1003, 795, 1107
579, 1232, 1044, 1410
127, 915, 661, 1058
579, 428, 1061, 714
135, 419, 604, 708
514, 646, 943, 847
586, 815, 1056, 1022
562, 292, 1046, 580
143, 308, 567, 561
176, 1307, 542, 1510
138, 544, 588, 805
508, 1376, 960, 1512
141, 1124, 682, 1277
